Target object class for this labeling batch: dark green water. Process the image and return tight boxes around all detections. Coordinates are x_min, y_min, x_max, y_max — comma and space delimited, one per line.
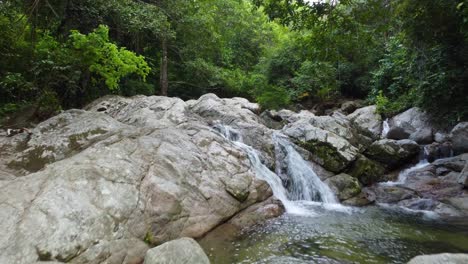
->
200, 204, 468, 264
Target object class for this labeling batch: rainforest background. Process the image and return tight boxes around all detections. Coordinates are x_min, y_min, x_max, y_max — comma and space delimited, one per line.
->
0, 0, 466, 123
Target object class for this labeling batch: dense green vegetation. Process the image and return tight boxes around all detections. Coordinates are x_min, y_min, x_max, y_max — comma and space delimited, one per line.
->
0, 0, 466, 123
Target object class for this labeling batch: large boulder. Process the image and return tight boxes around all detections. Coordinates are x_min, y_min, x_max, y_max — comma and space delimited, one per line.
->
408, 253, 468, 264
0, 99, 273, 263
450, 122, 468, 154
365, 139, 420, 169
386, 107, 434, 144
347, 105, 382, 139
143, 238, 210, 264
347, 155, 386, 185
283, 120, 359, 173
281, 111, 367, 173
188, 94, 275, 168
325, 173, 361, 201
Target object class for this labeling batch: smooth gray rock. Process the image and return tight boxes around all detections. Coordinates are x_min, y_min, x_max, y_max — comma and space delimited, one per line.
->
389, 107, 434, 142
409, 127, 433, 144
0, 97, 274, 263
386, 126, 410, 140
348, 105, 382, 139
408, 253, 468, 264
144, 238, 210, 264
450, 122, 468, 154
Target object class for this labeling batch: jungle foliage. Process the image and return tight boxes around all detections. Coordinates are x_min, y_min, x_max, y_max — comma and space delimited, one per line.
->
0, 0, 466, 122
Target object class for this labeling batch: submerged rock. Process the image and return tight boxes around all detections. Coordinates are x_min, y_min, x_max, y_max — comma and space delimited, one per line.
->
143, 237, 210, 264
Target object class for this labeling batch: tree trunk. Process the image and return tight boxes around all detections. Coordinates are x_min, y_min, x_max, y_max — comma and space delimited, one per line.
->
160, 37, 168, 96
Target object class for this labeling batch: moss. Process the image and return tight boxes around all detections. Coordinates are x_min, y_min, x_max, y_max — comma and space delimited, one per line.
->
8, 146, 55, 173
298, 140, 346, 173
348, 155, 386, 186
68, 128, 107, 150
144, 231, 156, 246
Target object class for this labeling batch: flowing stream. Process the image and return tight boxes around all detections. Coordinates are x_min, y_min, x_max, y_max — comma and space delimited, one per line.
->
207, 125, 468, 263
213, 125, 339, 215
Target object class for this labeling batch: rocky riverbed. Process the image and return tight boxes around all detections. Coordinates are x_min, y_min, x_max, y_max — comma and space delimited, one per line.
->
1, 94, 467, 263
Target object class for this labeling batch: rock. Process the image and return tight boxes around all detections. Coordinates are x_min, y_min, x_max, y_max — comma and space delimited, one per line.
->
143, 238, 210, 264
325, 173, 361, 201
409, 127, 433, 144
389, 107, 434, 142
282, 113, 364, 173
7, 110, 128, 175
423, 142, 453, 162
348, 105, 382, 139
398, 199, 461, 217
458, 163, 468, 188
86, 95, 190, 128
348, 155, 386, 185
342, 190, 375, 206
433, 154, 468, 172
386, 126, 410, 140
434, 132, 449, 143
365, 139, 420, 169
189, 94, 275, 168
445, 196, 468, 212
369, 185, 418, 204
340, 100, 364, 114
408, 253, 468, 264
450, 122, 468, 154
0, 103, 273, 263
226, 197, 285, 229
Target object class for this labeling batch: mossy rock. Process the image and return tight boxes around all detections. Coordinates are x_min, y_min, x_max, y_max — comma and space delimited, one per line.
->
325, 173, 361, 201
299, 140, 348, 173
348, 155, 386, 186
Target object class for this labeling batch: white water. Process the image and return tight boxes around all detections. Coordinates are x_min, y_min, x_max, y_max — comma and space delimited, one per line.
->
381, 159, 429, 186
381, 118, 390, 138
213, 125, 346, 215
273, 133, 338, 204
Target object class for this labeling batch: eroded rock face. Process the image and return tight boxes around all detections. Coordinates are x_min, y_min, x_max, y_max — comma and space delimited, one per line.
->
365, 139, 420, 169
282, 113, 361, 173
143, 238, 210, 264
0, 95, 275, 264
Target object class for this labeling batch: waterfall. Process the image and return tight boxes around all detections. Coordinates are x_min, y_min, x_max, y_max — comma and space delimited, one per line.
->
273, 133, 338, 204
381, 119, 390, 138
213, 124, 339, 215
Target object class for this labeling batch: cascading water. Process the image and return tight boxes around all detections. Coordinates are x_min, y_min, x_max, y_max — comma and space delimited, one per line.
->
213, 124, 339, 215
273, 133, 337, 204
381, 118, 390, 138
